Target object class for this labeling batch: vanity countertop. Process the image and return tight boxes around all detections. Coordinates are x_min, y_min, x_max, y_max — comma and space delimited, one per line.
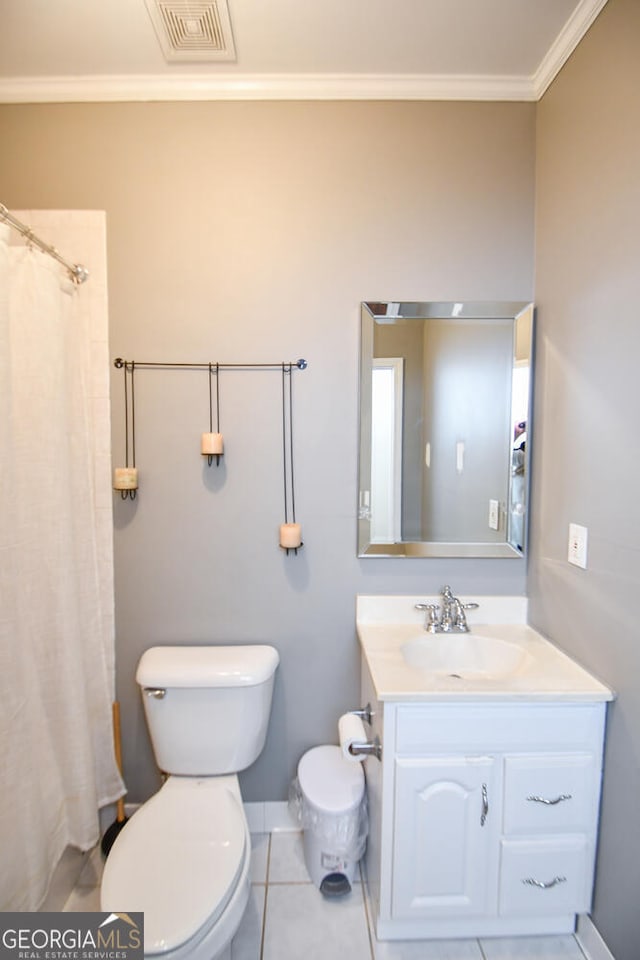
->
357, 595, 614, 703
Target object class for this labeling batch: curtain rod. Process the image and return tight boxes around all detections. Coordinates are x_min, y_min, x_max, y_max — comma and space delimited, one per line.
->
0, 203, 89, 284
114, 358, 308, 370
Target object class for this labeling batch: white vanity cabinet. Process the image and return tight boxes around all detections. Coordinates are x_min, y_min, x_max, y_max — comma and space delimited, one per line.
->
361, 661, 607, 940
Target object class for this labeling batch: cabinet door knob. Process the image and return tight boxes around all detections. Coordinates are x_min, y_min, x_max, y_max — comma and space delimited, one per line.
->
526, 793, 572, 805
522, 876, 567, 889
481, 783, 489, 826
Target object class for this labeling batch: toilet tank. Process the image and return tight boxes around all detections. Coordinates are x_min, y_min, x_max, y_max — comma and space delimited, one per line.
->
136, 645, 279, 775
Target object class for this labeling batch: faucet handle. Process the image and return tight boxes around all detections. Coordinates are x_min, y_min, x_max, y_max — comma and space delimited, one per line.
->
452, 599, 480, 631
415, 602, 440, 632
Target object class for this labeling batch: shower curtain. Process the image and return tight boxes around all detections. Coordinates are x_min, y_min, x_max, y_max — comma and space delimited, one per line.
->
0, 221, 124, 911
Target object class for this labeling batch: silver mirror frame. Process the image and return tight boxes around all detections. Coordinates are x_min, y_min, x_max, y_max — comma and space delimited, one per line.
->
358, 301, 534, 559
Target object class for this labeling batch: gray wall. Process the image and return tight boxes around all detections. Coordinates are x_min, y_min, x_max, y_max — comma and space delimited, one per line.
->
530, 0, 640, 956
421, 319, 512, 542
0, 100, 533, 803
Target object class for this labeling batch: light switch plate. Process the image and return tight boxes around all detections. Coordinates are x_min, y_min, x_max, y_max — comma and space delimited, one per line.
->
568, 523, 588, 569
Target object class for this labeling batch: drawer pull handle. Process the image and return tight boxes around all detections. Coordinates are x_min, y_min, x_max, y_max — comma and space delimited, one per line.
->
481, 783, 489, 826
522, 876, 567, 890
526, 793, 572, 805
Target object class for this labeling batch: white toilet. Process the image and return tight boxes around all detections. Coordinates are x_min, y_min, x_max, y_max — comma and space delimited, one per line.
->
101, 644, 279, 960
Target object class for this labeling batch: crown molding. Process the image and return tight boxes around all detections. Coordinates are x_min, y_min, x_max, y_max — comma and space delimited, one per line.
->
0, 72, 536, 104
532, 0, 609, 99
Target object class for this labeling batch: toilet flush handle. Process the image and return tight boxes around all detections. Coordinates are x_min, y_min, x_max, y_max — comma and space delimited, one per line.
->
144, 687, 166, 699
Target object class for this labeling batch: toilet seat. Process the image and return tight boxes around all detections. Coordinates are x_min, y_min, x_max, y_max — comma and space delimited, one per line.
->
101, 776, 248, 956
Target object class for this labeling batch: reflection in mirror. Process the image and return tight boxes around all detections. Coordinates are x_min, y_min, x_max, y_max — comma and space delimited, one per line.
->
358, 302, 534, 558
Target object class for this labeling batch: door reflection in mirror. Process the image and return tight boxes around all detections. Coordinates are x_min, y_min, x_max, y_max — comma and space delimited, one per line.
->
371, 358, 403, 543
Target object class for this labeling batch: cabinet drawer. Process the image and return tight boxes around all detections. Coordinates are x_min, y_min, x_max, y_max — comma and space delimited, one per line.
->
395, 704, 604, 754
499, 838, 591, 916
503, 754, 598, 835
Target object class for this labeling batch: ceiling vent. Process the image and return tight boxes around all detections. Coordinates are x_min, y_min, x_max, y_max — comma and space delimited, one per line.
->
145, 0, 236, 62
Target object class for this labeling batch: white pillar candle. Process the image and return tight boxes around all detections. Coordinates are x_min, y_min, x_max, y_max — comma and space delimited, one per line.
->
279, 522, 302, 549
201, 432, 224, 456
113, 467, 138, 490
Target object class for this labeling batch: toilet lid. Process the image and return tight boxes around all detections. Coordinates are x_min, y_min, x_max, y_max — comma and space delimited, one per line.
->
101, 779, 246, 955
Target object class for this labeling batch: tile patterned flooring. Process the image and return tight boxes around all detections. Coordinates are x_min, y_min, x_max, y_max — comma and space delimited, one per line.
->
63, 831, 590, 960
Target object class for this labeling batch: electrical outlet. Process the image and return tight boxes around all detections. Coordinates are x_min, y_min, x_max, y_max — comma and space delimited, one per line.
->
568, 523, 588, 569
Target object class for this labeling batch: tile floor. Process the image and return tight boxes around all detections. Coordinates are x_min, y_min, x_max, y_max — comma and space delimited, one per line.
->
63, 831, 590, 960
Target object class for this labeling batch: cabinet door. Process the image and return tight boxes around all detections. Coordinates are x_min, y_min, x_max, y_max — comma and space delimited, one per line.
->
392, 756, 499, 920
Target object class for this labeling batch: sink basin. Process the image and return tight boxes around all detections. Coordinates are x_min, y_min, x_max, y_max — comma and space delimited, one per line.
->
401, 633, 529, 680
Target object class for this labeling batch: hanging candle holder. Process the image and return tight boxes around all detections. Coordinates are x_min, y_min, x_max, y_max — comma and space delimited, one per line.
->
201, 362, 224, 466
279, 362, 303, 555
113, 360, 138, 500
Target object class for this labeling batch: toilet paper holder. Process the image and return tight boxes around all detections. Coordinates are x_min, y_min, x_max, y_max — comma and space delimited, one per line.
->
348, 734, 382, 761
350, 703, 374, 726
345, 704, 381, 761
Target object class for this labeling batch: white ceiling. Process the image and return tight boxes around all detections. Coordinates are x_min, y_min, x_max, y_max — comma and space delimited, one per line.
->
0, 0, 608, 103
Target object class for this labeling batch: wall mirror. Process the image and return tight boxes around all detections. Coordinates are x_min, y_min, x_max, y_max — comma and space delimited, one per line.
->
358, 301, 534, 558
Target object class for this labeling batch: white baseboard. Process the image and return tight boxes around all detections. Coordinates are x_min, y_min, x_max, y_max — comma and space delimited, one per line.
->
575, 914, 615, 960
244, 801, 299, 834
103, 799, 299, 836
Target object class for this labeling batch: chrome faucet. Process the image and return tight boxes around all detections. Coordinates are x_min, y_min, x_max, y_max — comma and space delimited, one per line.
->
415, 585, 479, 633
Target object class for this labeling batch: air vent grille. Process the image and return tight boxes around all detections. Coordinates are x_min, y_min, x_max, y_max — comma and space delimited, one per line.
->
145, 0, 236, 62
